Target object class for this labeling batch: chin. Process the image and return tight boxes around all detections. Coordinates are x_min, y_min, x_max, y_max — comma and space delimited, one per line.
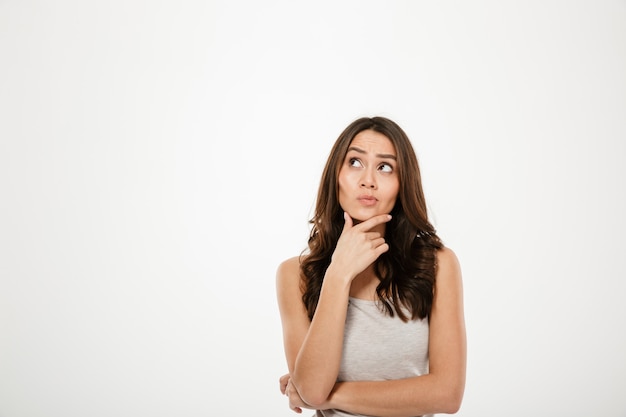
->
347, 209, 386, 222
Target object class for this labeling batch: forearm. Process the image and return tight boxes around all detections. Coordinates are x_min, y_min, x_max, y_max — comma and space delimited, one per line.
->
292, 269, 352, 406
325, 374, 464, 417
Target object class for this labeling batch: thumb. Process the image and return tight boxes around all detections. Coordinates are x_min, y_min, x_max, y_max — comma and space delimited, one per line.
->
343, 211, 353, 230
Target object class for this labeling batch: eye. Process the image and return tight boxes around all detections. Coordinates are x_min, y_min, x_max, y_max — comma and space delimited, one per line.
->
378, 163, 393, 173
348, 157, 363, 168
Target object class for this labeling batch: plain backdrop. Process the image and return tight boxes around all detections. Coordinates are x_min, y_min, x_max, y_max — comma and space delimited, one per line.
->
1, 1, 625, 416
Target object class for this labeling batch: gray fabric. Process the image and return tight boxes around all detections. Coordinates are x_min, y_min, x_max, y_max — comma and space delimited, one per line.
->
315, 297, 432, 417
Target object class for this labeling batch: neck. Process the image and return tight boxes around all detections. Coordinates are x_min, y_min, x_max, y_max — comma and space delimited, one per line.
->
353, 219, 387, 236
350, 264, 380, 300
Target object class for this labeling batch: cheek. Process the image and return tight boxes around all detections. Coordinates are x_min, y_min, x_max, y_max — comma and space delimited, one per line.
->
385, 177, 400, 195
386, 181, 400, 205
337, 172, 349, 204
337, 170, 353, 192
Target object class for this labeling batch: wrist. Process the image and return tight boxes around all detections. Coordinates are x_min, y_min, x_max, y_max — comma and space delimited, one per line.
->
324, 382, 344, 410
325, 263, 356, 284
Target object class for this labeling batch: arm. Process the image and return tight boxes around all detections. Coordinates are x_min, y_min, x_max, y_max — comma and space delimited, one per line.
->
276, 213, 392, 408
276, 255, 342, 410
319, 247, 467, 416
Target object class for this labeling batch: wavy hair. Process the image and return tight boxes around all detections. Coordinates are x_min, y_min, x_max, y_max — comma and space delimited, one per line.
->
300, 116, 443, 322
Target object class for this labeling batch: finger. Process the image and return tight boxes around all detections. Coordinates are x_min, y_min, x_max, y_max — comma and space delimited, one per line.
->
280, 374, 289, 386
342, 211, 353, 230
370, 237, 387, 249
369, 239, 390, 258
288, 397, 302, 414
363, 231, 382, 240
375, 242, 390, 256
279, 374, 289, 394
354, 213, 392, 232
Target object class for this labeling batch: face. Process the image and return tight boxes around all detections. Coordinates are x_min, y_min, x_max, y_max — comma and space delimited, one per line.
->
338, 129, 400, 223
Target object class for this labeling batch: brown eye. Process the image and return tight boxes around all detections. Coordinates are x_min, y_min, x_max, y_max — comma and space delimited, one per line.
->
349, 158, 363, 168
378, 163, 393, 173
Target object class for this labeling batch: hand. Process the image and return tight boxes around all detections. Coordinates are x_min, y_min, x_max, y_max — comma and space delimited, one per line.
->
279, 373, 290, 395
328, 212, 391, 281
279, 373, 308, 414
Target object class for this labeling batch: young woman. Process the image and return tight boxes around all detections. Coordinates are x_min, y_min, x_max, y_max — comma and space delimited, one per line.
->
276, 116, 466, 416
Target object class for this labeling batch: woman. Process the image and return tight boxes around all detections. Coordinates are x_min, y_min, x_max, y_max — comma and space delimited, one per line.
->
276, 116, 466, 416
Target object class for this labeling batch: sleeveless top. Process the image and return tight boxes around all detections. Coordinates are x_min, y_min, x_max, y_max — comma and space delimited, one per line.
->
315, 297, 432, 417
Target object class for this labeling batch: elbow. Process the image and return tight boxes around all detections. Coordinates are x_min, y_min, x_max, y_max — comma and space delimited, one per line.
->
438, 385, 464, 414
290, 375, 332, 409
302, 394, 328, 410
440, 400, 462, 415
295, 385, 330, 409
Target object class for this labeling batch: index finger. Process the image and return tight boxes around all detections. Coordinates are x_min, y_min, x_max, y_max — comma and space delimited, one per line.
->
279, 374, 290, 394
353, 213, 392, 232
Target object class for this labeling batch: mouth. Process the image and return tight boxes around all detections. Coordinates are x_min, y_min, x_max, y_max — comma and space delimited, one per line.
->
357, 195, 378, 206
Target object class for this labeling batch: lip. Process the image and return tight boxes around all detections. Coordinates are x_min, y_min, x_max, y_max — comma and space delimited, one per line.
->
357, 195, 378, 206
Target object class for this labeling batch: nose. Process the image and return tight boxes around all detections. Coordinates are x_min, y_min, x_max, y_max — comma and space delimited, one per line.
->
360, 169, 376, 189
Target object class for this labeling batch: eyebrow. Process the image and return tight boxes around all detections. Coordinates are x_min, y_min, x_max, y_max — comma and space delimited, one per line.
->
347, 146, 397, 161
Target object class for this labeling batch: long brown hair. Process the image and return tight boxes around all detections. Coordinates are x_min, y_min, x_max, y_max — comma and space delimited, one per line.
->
300, 116, 442, 322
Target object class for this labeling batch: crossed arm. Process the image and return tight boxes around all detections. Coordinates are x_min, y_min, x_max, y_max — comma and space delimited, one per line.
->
276, 238, 466, 416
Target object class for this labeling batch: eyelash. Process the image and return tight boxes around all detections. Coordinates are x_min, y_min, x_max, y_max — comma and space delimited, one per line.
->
379, 163, 393, 173
348, 157, 362, 167
348, 158, 394, 173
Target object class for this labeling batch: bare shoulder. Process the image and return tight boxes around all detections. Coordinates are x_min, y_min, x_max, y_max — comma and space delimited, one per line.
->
435, 246, 463, 286
431, 247, 465, 340
437, 246, 461, 270
276, 256, 303, 295
277, 256, 301, 281
276, 256, 310, 328
277, 255, 301, 275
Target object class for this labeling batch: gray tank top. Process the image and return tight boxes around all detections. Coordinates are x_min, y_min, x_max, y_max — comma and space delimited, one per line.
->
315, 297, 431, 417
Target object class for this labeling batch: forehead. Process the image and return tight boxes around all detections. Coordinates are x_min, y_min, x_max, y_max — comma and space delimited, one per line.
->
349, 129, 396, 155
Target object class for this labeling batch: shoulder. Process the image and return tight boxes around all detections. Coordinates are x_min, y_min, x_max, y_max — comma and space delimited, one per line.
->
276, 256, 303, 294
430, 247, 465, 338
277, 256, 301, 280
435, 246, 463, 288
276, 256, 309, 322
436, 246, 461, 272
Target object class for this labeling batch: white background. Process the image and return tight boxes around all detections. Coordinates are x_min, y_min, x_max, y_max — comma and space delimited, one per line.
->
1, 1, 625, 416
